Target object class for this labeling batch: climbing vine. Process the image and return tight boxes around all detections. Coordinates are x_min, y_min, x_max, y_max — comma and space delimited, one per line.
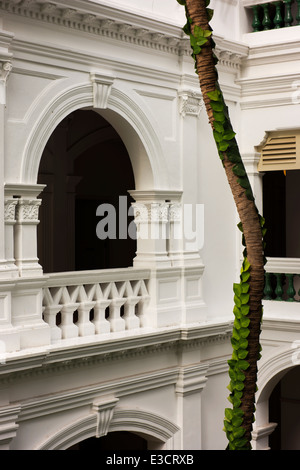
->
177, 0, 267, 450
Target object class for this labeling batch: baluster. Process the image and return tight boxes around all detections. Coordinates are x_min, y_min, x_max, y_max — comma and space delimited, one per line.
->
43, 305, 62, 342
262, 3, 273, 30
252, 5, 262, 32
264, 272, 273, 300
93, 299, 111, 334
296, 0, 300, 24
273, 1, 284, 28
60, 303, 79, 338
286, 273, 296, 301
77, 301, 96, 336
275, 273, 284, 300
123, 296, 140, 330
283, 0, 293, 26
108, 298, 126, 332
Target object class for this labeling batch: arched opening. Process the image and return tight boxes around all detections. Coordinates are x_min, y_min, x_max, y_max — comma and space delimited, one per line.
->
37, 109, 136, 273
268, 366, 300, 450
263, 169, 300, 258
67, 431, 148, 450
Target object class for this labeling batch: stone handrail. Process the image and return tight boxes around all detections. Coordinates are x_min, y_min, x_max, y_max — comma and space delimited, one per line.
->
42, 268, 151, 343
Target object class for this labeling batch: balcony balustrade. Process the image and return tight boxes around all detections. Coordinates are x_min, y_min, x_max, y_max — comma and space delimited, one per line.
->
42, 268, 151, 343
244, 0, 300, 32
263, 258, 300, 302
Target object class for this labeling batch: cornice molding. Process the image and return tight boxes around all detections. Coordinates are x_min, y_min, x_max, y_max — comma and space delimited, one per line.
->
0, 322, 232, 384
0, 0, 248, 70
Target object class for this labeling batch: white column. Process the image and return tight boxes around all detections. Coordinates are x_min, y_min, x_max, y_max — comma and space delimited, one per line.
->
5, 184, 46, 278
178, 88, 205, 267
176, 364, 208, 450
242, 153, 264, 215
129, 190, 173, 268
0, 30, 14, 278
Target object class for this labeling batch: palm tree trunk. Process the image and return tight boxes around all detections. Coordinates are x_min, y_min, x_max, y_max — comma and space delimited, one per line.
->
184, 0, 265, 449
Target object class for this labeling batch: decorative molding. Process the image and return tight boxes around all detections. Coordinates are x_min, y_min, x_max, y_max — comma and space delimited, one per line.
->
90, 72, 115, 109
0, 61, 12, 83
178, 89, 204, 118
0, 404, 20, 448
15, 198, 41, 224
132, 201, 170, 224
0, 0, 248, 70
0, 322, 232, 384
4, 199, 18, 224
110, 408, 180, 444
176, 364, 208, 396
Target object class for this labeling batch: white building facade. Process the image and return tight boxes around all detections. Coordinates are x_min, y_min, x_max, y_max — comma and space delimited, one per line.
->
0, 0, 299, 450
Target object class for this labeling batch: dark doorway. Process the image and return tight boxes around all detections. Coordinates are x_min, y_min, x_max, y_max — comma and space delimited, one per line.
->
37, 109, 136, 273
67, 431, 148, 450
268, 366, 300, 450
263, 170, 300, 258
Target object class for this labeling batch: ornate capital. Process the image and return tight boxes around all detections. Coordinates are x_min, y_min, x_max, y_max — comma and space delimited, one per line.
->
178, 89, 204, 118
15, 199, 42, 224
4, 199, 18, 224
132, 201, 170, 224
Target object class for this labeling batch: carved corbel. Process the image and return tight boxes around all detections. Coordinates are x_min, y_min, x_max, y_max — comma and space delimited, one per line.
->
92, 397, 119, 438
90, 72, 115, 109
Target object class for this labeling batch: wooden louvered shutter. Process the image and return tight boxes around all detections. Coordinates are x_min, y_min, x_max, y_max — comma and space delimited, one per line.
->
257, 130, 300, 172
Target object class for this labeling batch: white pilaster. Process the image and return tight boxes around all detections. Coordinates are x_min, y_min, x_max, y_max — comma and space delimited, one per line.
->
0, 30, 14, 278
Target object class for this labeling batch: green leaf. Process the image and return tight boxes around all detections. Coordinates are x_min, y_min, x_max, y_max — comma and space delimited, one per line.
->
213, 121, 224, 133
238, 338, 248, 350
234, 295, 241, 308
206, 89, 221, 101
233, 283, 241, 297
210, 101, 224, 112
225, 408, 233, 421
240, 317, 250, 328
176, 0, 186, 4
241, 271, 250, 283
218, 141, 229, 151
240, 293, 250, 305
239, 327, 250, 338
238, 177, 250, 189
232, 416, 243, 427
213, 111, 226, 122
232, 328, 240, 341
241, 282, 249, 294
236, 370, 246, 381
233, 164, 246, 177
241, 304, 250, 316
233, 427, 246, 439
234, 381, 244, 391
213, 130, 223, 143
238, 349, 248, 359
223, 130, 236, 141
224, 420, 233, 432
237, 359, 250, 370
242, 258, 251, 272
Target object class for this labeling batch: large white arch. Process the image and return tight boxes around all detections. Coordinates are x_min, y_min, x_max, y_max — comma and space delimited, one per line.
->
20, 81, 169, 190
36, 408, 180, 450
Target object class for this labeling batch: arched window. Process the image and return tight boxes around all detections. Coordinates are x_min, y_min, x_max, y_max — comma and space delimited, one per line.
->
37, 109, 136, 273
